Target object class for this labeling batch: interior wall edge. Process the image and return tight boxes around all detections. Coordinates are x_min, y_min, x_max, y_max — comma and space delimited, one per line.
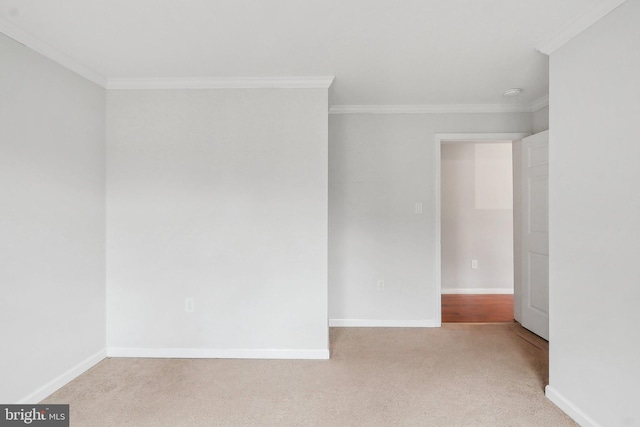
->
441, 288, 514, 295
17, 349, 107, 404
328, 319, 439, 328
545, 385, 602, 427
106, 348, 330, 360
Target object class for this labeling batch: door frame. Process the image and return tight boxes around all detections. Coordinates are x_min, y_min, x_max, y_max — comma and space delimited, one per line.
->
434, 133, 530, 326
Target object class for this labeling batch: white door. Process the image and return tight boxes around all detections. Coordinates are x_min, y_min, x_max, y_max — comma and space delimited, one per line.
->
521, 131, 549, 340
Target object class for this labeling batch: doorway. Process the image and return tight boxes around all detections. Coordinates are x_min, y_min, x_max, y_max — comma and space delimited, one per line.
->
434, 133, 529, 325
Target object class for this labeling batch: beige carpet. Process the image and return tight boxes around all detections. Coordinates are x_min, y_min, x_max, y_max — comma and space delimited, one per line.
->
42, 323, 576, 426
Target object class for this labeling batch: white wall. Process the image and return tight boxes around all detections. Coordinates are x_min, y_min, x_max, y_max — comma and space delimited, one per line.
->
547, 0, 640, 425
0, 34, 106, 403
441, 143, 514, 293
532, 106, 549, 133
328, 113, 531, 324
106, 88, 329, 357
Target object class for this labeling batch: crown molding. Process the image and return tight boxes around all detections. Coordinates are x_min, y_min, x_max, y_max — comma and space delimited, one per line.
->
530, 95, 550, 112
0, 17, 107, 87
0, 22, 333, 91
107, 76, 335, 90
329, 104, 533, 115
537, 0, 629, 55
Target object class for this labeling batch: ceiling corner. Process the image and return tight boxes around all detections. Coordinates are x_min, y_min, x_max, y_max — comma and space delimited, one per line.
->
0, 17, 107, 87
536, 0, 629, 55
530, 96, 550, 112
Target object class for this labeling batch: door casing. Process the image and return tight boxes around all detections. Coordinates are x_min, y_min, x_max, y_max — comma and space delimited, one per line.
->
434, 133, 530, 326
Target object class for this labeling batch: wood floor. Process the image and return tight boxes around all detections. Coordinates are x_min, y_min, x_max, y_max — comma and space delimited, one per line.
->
442, 294, 514, 323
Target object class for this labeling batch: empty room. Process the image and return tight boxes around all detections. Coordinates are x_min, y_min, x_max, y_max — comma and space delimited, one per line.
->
1, 1, 639, 426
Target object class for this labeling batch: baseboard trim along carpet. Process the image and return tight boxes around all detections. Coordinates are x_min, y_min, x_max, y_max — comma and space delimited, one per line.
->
18, 348, 107, 404
107, 348, 330, 360
545, 385, 602, 427
441, 288, 514, 294
329, 319, 438, 327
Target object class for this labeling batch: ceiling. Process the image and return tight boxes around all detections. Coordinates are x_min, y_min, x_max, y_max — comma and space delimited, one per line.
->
0, 0, 603, 107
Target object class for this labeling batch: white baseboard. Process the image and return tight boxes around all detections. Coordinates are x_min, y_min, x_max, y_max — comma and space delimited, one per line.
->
107, 347, 330, 360
441, 288, 514, 295
329, 319, 438, 327
18, 348, 107, 404
545, 385, 602, 427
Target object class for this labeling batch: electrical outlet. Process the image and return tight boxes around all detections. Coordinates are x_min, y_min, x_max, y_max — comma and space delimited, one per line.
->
377, 279, 385, 291
415, 202, 423, 214
471, 260, 478, 269
185, 298, 194, 313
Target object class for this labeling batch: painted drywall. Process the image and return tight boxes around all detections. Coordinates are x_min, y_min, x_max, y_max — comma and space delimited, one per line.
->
441, 143, 514, 293
474, 144, 513, 210
532, 106, 550, 133
328, 113, 531, 324
548, 0, 640, 425
106, 88, 329, 357
0, 33, 106, 403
